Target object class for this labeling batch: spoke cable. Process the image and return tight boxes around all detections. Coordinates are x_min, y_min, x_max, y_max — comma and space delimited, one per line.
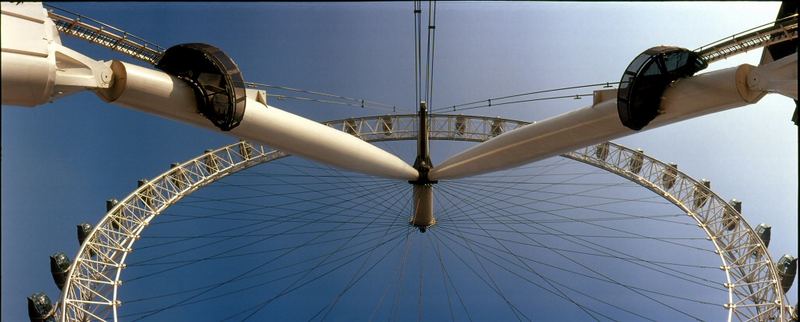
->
442, 181, 709, 249
126, 177, 409, 321
436, 186, 708, 320
311, 185, 412, 320
124, 228, 410, 319
438, 183, 724, 290
435, 188, 531, 321
433, 226, 719, 306
436, 185, 606, 321
233, 166, 413, 320
246, 82, 406, 112
431, 82, 618, 112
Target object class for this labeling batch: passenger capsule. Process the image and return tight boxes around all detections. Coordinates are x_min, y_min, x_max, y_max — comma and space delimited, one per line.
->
203, 149, 219, 173
77, 223, 92, 245
777, 255, 798, 294
490, 119, 504, 137
27, 292, 54, 322
755, 223, 772, 248
628, 149, 644, 174
50, 252, 71, 290
169, 163, 188, 190
106, 199, 121, 230
77, 223, 96, 257
345, 119, 358, 136
106, 199, 118, 212
238, 140, 253, 159
381, 116, 393, 136
595, 142, 610, 161
455, 115, 466, 135
723, 199, 741, 231
692, 179, 711, 209
138, 179, 155, 209
661, 162, 677, 190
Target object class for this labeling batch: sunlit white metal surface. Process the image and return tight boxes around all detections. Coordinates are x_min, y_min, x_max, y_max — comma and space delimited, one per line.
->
430, 58, 799, 180
95, 60, 418, 180
1, 2, 112, 107
747, 53, 798, 100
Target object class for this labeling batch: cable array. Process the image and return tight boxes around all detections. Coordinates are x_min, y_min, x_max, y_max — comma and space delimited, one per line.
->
432, 82, 618, 113
246, 82, 408, 112
413, 1, 422, 108
424, 1, 438, 107
414, 1, 438, 110
112, 153, 727, 321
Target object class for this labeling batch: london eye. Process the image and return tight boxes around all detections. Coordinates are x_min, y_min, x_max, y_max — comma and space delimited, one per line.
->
2, 2, 797, 321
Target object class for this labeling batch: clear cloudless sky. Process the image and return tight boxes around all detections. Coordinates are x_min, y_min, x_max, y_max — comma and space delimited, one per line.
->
2, 2, 796, 321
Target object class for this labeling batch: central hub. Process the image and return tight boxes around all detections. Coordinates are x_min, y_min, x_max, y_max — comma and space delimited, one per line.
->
410, 184, 435, 232
409, 101, 437, 232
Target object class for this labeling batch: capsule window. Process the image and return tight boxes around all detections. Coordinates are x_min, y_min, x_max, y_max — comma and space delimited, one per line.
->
626, 53, 650, 73
618, 73, 635, 100
664, 52, 688, 72
642, 61, 663, 76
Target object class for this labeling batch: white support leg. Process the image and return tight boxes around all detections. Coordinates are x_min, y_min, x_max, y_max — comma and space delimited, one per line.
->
430, 63, 774, 180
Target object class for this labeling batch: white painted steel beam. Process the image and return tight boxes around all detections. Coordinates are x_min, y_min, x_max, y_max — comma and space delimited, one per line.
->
410, 184, 435, 231
1, 2, 112, 107
429, 62, 783, 180
748, 53, 798, 100
97, 61, 418, 180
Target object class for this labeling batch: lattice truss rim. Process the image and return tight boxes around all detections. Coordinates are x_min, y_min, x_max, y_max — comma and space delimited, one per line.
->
57, 114, 791, 322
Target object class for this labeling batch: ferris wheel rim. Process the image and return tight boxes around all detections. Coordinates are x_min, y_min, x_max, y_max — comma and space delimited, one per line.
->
56, 113, 790, 322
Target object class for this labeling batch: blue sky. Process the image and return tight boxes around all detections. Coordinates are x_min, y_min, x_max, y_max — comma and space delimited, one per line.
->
2, 2, 796, 321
